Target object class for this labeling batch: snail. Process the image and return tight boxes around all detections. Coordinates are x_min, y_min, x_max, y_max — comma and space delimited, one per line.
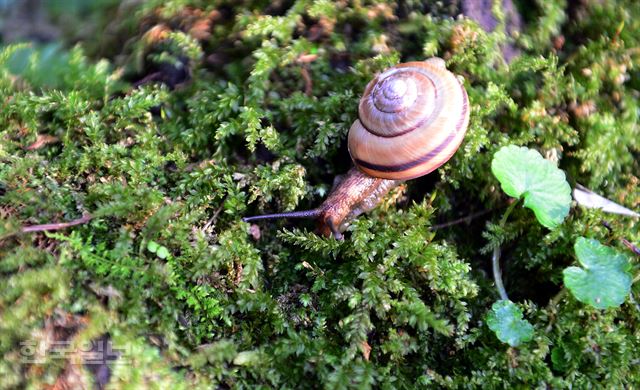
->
243, 58, 469, 239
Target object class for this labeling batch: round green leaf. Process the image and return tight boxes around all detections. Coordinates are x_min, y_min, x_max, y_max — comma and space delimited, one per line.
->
147, 240, 159, 253
156, 246, 170, 259
486, 300, 534, 347
563, 237, 632, 309
491, 145, 571, 228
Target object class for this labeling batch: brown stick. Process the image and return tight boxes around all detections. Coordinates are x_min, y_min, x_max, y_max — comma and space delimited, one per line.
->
622, 238, 640, 257
431, 209, 492, 230
600, 221, 640, 257
21, 213, 92, 233
300, 66, 313, 96
25, 134, 59, 150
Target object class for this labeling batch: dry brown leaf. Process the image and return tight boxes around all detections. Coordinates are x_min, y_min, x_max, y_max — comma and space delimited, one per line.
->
360, 340, 371, 361
25, 134, 59, 150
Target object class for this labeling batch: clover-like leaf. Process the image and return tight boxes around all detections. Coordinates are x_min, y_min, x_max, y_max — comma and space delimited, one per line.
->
156, 246, 170, 259
563, 237, 632, 309
147, 240, 159, 253
147, 240, 170, 259
486, 300, 534, 347
491, 145, 571, 228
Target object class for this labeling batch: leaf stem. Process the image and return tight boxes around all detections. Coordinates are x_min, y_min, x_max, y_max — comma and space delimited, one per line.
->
492, 199, 521, 301
500, 199, 520, 227
493, 246, 509, 301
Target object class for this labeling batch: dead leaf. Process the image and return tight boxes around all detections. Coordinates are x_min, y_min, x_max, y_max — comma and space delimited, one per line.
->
300, 66, 313, 96
360, 340, 371, 361
573, 184, 639, 217
25, 134, 59, 150
296, 54, 318, 63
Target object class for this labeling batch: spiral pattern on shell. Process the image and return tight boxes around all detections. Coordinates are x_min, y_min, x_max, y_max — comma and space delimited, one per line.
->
347, 57, 469, 180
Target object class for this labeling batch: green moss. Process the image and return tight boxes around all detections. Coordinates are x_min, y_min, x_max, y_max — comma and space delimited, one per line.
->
0, 0, 639, 388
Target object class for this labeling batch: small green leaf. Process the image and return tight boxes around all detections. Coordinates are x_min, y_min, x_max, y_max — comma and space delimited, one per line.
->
491, 145, 571, 228
486, 300, 534, 347
299, 293, 312, 307
156, 246, 170, 259
147, 240, 159, 253
563, 237, 632, 309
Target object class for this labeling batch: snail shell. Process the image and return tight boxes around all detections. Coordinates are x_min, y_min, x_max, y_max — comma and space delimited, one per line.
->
348, 57, 469, 180
242, 58, 469, 239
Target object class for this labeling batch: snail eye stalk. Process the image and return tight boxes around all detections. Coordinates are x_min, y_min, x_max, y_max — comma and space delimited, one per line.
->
242, 209, 322, 223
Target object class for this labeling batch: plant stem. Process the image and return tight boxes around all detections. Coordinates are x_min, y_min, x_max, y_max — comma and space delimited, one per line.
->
545, 287, 568, 332
549, 287, 568, 308
493, 246, 509, 301
492, 199, 520, 301
500, 199, 520, 227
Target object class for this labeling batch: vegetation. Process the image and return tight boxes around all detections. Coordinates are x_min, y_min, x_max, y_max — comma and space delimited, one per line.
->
0, 0, 638, 388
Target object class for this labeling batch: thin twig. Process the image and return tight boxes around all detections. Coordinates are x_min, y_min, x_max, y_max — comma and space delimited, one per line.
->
132, 71, 163, 88
622, 238, 640, 257
202, 199, 226, 232
431, 209, 492, 230
300, 66, 313, 96
21, 213, 92, 233
545, 287, 568, 332
600, 221, 640, 257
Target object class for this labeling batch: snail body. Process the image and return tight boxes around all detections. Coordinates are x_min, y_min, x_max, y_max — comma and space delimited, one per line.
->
243, 58, 469, 239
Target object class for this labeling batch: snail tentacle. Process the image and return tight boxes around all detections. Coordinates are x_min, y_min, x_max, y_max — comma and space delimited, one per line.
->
242, 209, 322, 222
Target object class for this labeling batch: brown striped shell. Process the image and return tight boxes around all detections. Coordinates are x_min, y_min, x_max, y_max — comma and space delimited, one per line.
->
348, 58, 469, 180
